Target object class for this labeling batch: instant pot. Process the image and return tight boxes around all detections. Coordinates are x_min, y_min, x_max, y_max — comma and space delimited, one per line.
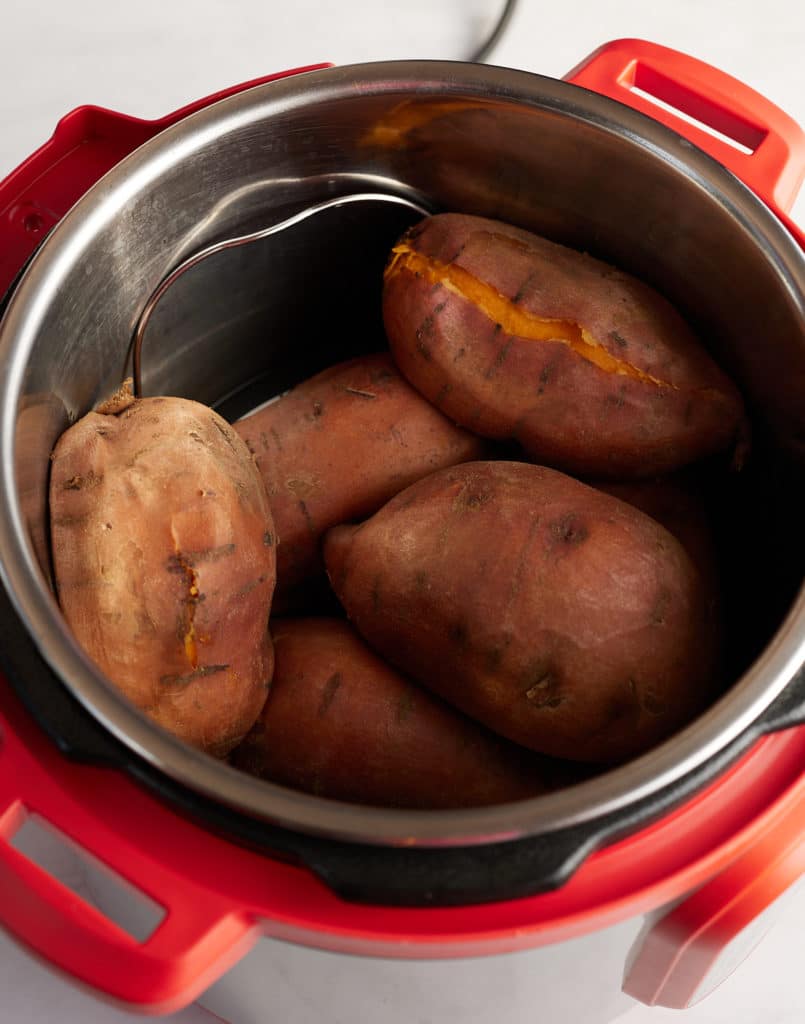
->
0, 39, 803, 1020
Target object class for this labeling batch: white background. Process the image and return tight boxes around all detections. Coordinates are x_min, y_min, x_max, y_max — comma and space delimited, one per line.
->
0, 1, 803, 1022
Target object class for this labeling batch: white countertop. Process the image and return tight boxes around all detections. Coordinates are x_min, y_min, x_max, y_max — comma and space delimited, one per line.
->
1, 1, 803, 1022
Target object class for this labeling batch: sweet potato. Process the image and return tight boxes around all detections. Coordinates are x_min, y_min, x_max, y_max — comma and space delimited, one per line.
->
231, 617, 555, 807
324, 461, 716, 763
234, 353, 487, 610
383, 213, 745, 478
50, 396, 276, 757
594, 476, 721, 604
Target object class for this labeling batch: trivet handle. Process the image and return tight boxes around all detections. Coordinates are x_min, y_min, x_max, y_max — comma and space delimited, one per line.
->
565, 38, 805, 214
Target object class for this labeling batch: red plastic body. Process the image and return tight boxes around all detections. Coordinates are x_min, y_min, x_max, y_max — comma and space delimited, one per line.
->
0, 38, 803, 1014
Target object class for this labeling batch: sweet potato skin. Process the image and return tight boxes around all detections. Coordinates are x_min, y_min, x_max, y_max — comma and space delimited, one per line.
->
594, 476, 720, 603
50, 396, 276, 757
324, 461, 715, 763
383, 213, 745, 478
234, 353, 487, 610
231, 617, 553, 807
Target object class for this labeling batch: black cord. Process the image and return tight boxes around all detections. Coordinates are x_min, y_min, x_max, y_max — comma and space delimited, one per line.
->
467, 0, 520, 63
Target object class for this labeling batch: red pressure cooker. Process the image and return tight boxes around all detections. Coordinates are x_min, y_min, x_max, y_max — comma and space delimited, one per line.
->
0, 39, 803, 1018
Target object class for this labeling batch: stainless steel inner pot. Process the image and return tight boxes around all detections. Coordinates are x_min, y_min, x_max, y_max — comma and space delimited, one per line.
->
1, 61, 804, 847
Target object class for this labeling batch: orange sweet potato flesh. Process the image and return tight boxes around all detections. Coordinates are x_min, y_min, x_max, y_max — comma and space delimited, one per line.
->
231, 617, 555, 807
383, 214, 745, 478
50, 397, 276, 757
234, 353, 487, 610
324, 461, 716, 764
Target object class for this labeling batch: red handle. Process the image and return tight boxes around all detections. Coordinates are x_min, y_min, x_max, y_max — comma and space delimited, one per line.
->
0, 64, 330, 299
0, 694, 258, 1013
565, 38, 805, 215
623, 775, 805, 1007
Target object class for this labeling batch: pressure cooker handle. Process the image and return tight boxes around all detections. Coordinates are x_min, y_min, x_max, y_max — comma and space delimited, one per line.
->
0, 685, 259, 1012
565, 38, 805, 215
0, 64, 330, 302
623, 772, 805, 1008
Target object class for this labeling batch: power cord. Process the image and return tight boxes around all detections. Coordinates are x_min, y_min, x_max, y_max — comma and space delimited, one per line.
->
467, 0, 520, 62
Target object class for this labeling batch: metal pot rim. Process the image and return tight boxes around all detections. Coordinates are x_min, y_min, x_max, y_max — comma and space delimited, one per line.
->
1, 59, 803, 848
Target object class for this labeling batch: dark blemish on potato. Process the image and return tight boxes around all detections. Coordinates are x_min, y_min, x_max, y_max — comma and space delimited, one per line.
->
63, 470, 103, 491
460, 487, 493, 510
213, 416, 243, 456
298, 499, 317, 537
370, 365, 396, 385
52, 513, 91, 527
512, 270, 538, 304
650, 587, 672, 625
233, 575, 265, 599
609, 330, 628, 348
453, 347, 467, 363
344, 387, 377, 399
263, 531, 274, 547
243, 436, 256, 454
313, 400, 324, 416
434, 381, 452, 406
396, 690, 416, 723
628, 678, 666, 717
95, 428, 110, 437
445, 242, 467, 264
414, 570, 430, 590
433, 300, 447, 315
606, 386, 626, 409
640, 688, 666, 716
485, 336, 514, 380
449, 621, 469, 650
159, 664, 229, 690
268, 427, 283, 452
167, 544, 236, 569
404, 222, 426, 244
188, 430, 206, 444
550, 514, 588, 545
317, 672, 342, 717
416, 315, 435, 359
536, 362, 555, 396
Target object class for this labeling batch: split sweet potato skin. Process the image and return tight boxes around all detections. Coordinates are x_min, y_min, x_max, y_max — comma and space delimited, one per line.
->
234, 353, 487, 610
231, 617, 554, 807
50, 396, 276, 757
382, 213, 745, 478
324, 461, 715, 764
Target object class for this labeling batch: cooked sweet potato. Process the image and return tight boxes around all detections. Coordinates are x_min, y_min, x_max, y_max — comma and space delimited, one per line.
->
594, 476, 721, 603
50, 396, 276, 757
234, 353, 487, 610
231, 617, 555, 807
383, 213, 745, 478
324, 461, 716, 763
